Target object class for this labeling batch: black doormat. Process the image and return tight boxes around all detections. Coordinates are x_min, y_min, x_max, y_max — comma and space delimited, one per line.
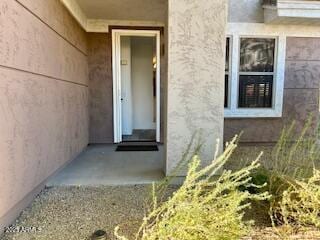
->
116, 144, 158, 152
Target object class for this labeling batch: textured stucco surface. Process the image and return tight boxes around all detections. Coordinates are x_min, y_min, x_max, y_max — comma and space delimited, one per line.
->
88, 33, 114, 143
166, 0, 227, 174
16, 0, 88, 54
224, 37, 320, 143
228, 0, 264, 23
0, 0, 88, 86
0, 0, 88, 231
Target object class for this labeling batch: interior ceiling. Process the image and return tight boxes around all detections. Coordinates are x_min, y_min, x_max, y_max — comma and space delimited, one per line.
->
76, 0, 167, 22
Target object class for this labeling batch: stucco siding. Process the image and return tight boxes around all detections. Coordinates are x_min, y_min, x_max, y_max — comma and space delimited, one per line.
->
16, 0, 88, 54
286, 38, 320, 61
0, 0, 88, 232
0, 0, 88, 86
88, 33, 114, 143
228, 0, 264, 23
166, 0, 227, 174
224, 37, 320, 143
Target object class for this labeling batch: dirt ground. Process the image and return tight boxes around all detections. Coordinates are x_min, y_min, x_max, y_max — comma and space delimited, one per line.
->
1, 186, 320, 240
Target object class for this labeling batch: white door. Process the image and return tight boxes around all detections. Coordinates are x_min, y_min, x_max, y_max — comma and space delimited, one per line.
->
112, 30, 161, 143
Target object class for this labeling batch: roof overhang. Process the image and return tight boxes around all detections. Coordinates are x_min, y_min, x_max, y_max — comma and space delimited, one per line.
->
263, 0, 320, 24
60, 0, 166, 33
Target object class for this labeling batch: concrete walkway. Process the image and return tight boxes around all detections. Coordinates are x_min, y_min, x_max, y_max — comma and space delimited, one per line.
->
47, 144, 165, 186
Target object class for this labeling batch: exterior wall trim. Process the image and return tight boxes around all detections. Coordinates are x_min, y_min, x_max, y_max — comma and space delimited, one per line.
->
228, 23, 320, 38
264, 0, 320, 24
60, 0, 87, 29
87, 20, 164, 33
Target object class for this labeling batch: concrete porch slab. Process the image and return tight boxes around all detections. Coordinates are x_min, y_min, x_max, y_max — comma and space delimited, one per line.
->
47, 144, 165, 186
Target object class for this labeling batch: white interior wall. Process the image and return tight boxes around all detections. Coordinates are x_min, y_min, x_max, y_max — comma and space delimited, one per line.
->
131, 37, 156, 130
120, 36, 133, 135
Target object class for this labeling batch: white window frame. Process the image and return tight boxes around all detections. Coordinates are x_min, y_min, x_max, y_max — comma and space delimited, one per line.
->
224, 34, 286, 118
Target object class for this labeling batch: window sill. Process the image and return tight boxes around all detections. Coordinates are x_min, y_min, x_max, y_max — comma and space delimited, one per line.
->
224, 108, 282, 118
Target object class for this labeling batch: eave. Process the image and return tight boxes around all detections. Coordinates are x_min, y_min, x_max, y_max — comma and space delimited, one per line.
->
263, 0, 320, 25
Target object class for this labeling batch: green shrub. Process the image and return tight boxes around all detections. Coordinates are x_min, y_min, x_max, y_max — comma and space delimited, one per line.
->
267, 118, 320, 226
115, 136, 269, 240
233, 117, 320, 236
280, 169, 320, 228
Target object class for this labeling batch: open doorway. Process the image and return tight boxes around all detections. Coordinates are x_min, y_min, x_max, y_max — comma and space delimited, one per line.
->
112, 30, 161, 143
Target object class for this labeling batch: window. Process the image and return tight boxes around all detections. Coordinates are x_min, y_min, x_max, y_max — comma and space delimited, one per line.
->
224, 27, 286, 118
224, 34, 284, 118
225, 37, 231, 108
238, 38, 276, 108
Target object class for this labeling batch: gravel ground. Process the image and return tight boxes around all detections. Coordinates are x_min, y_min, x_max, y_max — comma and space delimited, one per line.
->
2, 186, 320, 240
1, 186, 151, 240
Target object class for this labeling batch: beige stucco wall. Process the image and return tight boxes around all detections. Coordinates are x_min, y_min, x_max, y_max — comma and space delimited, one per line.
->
88, 33, 114, 143
0, 0, 88, 231
166, 0, 227, 174
228, 0, 264, 23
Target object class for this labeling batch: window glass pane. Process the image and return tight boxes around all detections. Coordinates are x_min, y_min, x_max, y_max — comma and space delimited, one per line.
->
225, 74, 228, 108
238, 75, 273, 108
225, 38, 230, 108
225, 38, 230, 72
240, 38, 275, 72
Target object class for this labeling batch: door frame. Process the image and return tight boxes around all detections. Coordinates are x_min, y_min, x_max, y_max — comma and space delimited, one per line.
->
112, 29, 161, 143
